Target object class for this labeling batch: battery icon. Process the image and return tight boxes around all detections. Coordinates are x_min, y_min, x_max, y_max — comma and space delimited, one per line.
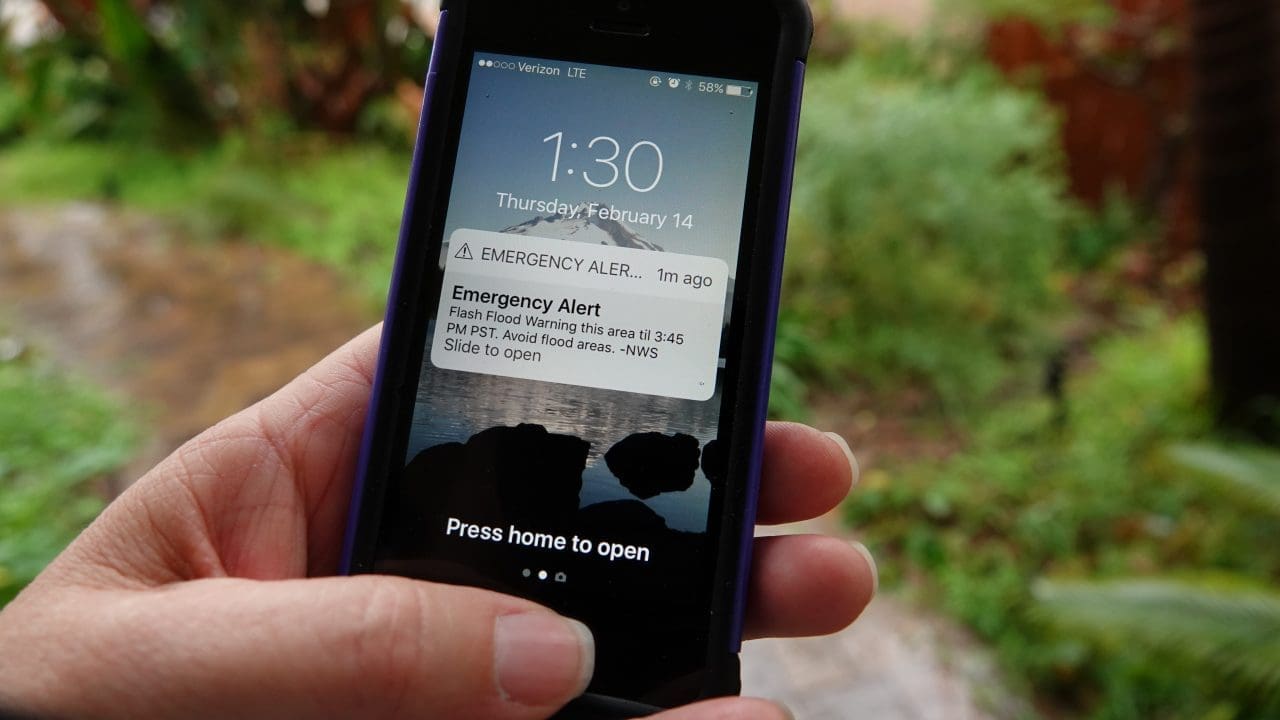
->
726, 85, 754, 98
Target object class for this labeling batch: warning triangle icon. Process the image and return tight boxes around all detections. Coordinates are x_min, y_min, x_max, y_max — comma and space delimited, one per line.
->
454, 243, 474, 261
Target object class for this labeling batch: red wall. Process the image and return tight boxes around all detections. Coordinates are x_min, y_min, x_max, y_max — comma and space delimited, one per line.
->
986, 0, 1197, 252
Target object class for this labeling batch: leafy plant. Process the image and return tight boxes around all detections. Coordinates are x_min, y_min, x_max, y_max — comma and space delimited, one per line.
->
1, 36, 130, 143
1166, 443, 1280, 517
1036, 578, 1280, 713
1036, 444, 1280, 715
5, 1, 431, 144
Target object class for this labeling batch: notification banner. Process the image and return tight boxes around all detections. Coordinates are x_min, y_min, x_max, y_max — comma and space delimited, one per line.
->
431, 229, 729, 401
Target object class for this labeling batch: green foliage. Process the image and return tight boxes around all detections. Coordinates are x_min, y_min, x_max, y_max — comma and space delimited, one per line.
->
0, 140, 406, 301
1032, 442, 1280, 716
1, 1, 427, 144
1064, 189, 1150, 270
1036, 578, 1280, 714
0, 80, 22, 143
846, 317, 1252, 717
271, 147, 408, 296
95, 0, 215, 141
776, 40, 1072, 413
768, 326, 818, 420
1, 41, 130, 142
0, 348, 136, 606
1166, 443, 1280, 517
0, 1, 215, 144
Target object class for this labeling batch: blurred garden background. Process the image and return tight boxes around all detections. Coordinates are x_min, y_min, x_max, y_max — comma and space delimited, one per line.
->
2, 0, 1278, 718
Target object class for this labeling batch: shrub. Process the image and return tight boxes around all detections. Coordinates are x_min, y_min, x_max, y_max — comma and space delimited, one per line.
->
776, 39, 1073, 414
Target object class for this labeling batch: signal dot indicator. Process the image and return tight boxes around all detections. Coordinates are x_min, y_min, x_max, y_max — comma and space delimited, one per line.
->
537, 570, 549, 581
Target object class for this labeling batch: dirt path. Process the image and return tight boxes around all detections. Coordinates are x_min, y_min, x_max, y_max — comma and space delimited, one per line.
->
741, 512, 1029, 720
743, 596, 1014, 719
740, 379, 1030, 719
0, 203, 377, 488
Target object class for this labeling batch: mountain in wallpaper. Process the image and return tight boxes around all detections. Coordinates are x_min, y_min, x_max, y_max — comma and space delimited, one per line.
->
501, 213, 665, 251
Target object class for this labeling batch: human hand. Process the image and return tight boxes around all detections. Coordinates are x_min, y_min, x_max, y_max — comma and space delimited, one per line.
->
0, 326, 876, 720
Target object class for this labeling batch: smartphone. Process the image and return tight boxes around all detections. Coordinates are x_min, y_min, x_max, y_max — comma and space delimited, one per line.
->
342, 0, 812, 714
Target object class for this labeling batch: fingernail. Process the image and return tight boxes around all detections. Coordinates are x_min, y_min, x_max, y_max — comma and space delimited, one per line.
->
494, 613, 595, 706
777, 701, 797, 720
824, 431, 860, 488
851, 541, 879, 597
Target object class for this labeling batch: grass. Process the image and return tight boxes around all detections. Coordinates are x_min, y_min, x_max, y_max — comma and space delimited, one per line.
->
0, 342, 136, 606
0, 138, 409, 302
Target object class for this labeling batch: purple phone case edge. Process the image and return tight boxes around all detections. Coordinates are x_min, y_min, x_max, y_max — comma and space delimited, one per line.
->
729, 59, 807, 652
340, 10, 451, 575
341, 29, 809, 658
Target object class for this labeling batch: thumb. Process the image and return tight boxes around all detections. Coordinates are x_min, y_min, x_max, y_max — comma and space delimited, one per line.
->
60, 576, 595, 719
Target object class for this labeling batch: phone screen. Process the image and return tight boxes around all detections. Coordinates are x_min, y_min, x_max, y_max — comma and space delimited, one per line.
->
373, 51, 761, 700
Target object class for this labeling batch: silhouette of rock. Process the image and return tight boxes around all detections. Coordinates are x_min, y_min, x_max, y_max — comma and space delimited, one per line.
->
388, 424, 589, 551
604, 432, 701, 499
381, 440, 466, 552
463, 424, 588, 523
700, 438, 727, 490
